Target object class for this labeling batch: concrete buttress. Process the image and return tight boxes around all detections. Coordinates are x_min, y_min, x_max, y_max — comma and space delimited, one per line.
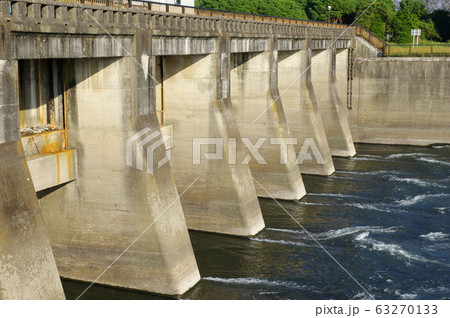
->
311, 44, 356, 157
36, 32, 201, 295
230, 38, 306, 200
0, 59, 65, 300
160, 36, 265, 236
277, 39, 335, 176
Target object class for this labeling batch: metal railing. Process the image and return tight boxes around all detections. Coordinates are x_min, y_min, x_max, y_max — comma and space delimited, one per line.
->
354, 25, 389, 55
57, 0, 349, 29
385, 44, 450, 57
10, 0, 390, 54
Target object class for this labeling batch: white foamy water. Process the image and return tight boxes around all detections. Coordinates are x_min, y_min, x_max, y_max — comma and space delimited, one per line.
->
267, 226, 398, 241
202, 277, 304, 289
424, 242, 450, 252
345, 202, 392, 212
335, 170, 390, 176
395, 194, 449, 207
360, 154, 387, 159
296, 202, 333, 206
249, 237, 308, 247
432, 145, 450, 149
418, 157, 450, 167
307, 193, 360, 199
437, 207, 447, 214
355, 232, 442, 265
349, 157, 389, 162
387, 153, 434, 159
386, 176, 443, 188
420, 232, 448, 241
395, 290, 417, 300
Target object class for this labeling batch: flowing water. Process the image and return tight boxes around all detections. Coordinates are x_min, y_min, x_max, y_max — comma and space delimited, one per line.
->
64, 144, 450, 300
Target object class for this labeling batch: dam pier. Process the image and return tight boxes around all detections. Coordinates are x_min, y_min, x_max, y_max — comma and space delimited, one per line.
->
0, 0, 449, 299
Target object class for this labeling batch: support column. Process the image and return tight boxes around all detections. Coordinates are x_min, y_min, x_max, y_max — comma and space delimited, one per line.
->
162, 35, 265, 236
37, 31, 201, 296
0, 59, 65, 300
278, 39, 335, 176
231, 38, 306, 200
311, 42, 356, 157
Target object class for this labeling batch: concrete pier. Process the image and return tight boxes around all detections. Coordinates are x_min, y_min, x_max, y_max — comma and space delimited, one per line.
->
159, 48, 265, 236
230, 43, 306, 200
311, 44, 356, 157
0, 59, 65, 299
278, 42, 335, 176
37, 56, 200, 295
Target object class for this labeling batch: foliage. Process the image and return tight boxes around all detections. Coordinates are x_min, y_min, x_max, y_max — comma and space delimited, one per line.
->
195, 0, 446, 43
195, 0, 308, 19
430, 9, 450, 42
391, 0, 439, 43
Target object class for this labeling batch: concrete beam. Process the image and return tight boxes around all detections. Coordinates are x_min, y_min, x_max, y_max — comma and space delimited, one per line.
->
0, 59, 65, 300
11, 34, 132, 60
27, 150, 77, 192
230, 38, 306, 200
152, 36, 217, 56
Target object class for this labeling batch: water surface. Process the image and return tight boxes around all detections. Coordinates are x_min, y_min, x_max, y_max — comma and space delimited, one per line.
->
65, 144, 450, 300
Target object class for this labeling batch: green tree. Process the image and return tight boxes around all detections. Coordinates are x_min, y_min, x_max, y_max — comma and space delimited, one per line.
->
356, 0, 396, 39
430, 9, 450, 41
391, 0, 439, 43
305, 0, 359, 23
195, 0, 308, 19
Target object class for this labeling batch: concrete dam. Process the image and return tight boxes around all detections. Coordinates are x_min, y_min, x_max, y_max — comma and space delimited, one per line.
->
0, 0, 449, 299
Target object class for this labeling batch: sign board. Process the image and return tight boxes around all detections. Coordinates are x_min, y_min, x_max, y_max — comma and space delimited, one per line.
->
411, 29, 421, 36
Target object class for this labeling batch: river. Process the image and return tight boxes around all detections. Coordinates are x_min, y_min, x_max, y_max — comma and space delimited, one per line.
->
64, 144, 450, 300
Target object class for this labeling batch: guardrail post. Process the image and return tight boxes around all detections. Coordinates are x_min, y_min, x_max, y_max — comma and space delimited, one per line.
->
431, 45, 433, 56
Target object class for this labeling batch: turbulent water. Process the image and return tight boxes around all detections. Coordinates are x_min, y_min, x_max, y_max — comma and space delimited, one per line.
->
64, 144, 450, 300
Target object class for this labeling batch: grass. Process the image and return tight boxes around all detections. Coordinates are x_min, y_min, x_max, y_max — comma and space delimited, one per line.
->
386, 43, 450, 57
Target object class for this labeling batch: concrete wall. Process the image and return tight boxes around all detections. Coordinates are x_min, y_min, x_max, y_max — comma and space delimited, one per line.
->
230, 50, 306, 200
311, 47, 356, 157
0, 60, 65, 299
37, 57, 200, 295
278, 48, 335, 175
161, 53, 265, 236
350, 57, 450, 145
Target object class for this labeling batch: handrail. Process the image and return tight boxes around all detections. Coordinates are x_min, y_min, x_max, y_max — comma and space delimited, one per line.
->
9, 0, 389, 54
57, 0, 349, 29
354, 25, 389, 55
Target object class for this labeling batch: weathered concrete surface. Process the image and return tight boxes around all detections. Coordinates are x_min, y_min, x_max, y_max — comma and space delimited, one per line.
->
278, 48, 335, 176
311, 47, 356, 157
354, 37, 379, 59
160, 52, 265, 236
0, 59, 65, 300
230, 49, 306, 200
27, 149, 77, 192
37, 57, 200, 295
350, 57, 450, 145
